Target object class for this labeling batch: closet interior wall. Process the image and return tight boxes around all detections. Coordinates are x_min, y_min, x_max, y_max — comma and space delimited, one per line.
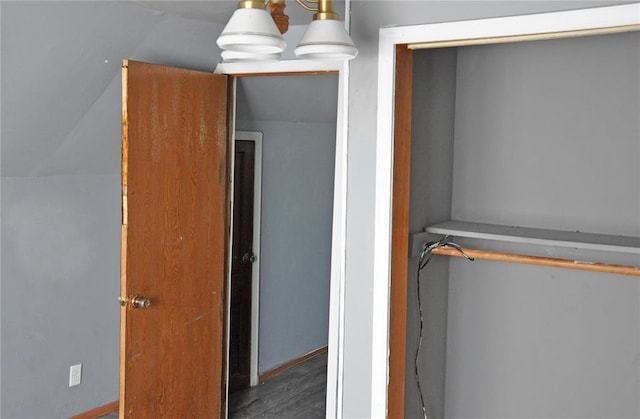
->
407, 31, 640, 419
405, 47, 457, 419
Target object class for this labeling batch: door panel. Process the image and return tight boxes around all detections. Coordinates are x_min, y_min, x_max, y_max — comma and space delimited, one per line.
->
120, 60, 229, 418
229, 140, 256, 392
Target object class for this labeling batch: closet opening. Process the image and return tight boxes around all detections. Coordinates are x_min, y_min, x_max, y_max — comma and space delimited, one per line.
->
373, 4, 640, 418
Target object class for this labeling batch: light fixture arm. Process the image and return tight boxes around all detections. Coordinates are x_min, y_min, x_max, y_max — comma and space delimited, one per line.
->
295, 0, 318, 12
296, 0, 338, 20
269, 0, 289, 34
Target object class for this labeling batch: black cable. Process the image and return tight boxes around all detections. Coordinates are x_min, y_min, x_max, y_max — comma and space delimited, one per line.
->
415, 236, 474, 419
415, 245, 432, 419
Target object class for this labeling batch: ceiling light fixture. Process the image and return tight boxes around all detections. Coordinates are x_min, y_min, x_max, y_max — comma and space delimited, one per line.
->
216, 0, 287, 57
217, 0, 357, 62
294, 0, 358, 60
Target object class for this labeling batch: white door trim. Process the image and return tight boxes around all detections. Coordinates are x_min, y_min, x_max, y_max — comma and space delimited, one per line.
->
216, 59, 349, 419
373, 3, 640, 417
234, 130, 263, 387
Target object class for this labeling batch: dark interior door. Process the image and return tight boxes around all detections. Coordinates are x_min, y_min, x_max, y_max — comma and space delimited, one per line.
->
229, 139, 256, 392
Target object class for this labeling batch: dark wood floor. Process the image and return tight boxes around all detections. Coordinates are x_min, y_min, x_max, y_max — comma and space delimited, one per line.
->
99, 353, 327, 418
230, 352, 327, 418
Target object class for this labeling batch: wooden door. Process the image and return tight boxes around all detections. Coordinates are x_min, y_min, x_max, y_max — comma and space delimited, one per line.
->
229, 140, 256, 392
120, 60, 229, 418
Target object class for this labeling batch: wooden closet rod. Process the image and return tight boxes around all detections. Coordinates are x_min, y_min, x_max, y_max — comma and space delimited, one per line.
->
430, 247, 640, 277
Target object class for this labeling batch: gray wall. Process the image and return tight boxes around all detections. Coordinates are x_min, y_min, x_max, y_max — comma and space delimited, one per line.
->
451, 32, 640, 236
407, 48, 458, 419
345, 1, 635, 417
444, 31, 640, 418
236, 80, 337, 372
1, 2, 226, 417
408, 24, 640, 419
1, 175, 120, 418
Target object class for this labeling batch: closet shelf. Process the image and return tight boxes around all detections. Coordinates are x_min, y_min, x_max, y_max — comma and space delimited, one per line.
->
424, 220, 640, 255
408, 220, 640, 277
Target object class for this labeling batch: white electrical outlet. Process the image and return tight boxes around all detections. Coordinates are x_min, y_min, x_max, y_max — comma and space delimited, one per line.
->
69, 364, 82, 387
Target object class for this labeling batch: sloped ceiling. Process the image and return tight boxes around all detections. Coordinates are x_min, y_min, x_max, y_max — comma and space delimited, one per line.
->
130, 0, 317, 25
1, 0, 343, 177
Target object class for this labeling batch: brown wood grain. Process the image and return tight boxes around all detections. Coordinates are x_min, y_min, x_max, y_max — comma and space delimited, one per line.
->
431, 247, 640, 277
119, 62, 129, 416
69, 400, 118, 419
388, 44, 413, 419
269, 1, 289, 34
120, 60, 229, 418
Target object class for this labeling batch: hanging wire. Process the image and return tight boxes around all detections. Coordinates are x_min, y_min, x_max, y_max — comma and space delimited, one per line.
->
415, 235, 474, 419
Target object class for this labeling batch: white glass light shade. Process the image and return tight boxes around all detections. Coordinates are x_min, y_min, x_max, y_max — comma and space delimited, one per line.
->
221, 50, 281, 62
295, 19, 358, 60
217, 8, 286, 54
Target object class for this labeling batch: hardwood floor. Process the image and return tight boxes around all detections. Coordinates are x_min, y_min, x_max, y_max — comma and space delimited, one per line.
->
99, 353, 327, 418
229, 352, 327, 418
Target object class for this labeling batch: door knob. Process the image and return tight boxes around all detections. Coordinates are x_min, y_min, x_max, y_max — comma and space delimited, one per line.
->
241, 253, 257, 264
119, 295, 151, 309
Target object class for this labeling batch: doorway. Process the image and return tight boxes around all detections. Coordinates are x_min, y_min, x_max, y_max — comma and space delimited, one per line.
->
229, 135, 259, 392
119, 59, 348, 419
228, 73, 339, 417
